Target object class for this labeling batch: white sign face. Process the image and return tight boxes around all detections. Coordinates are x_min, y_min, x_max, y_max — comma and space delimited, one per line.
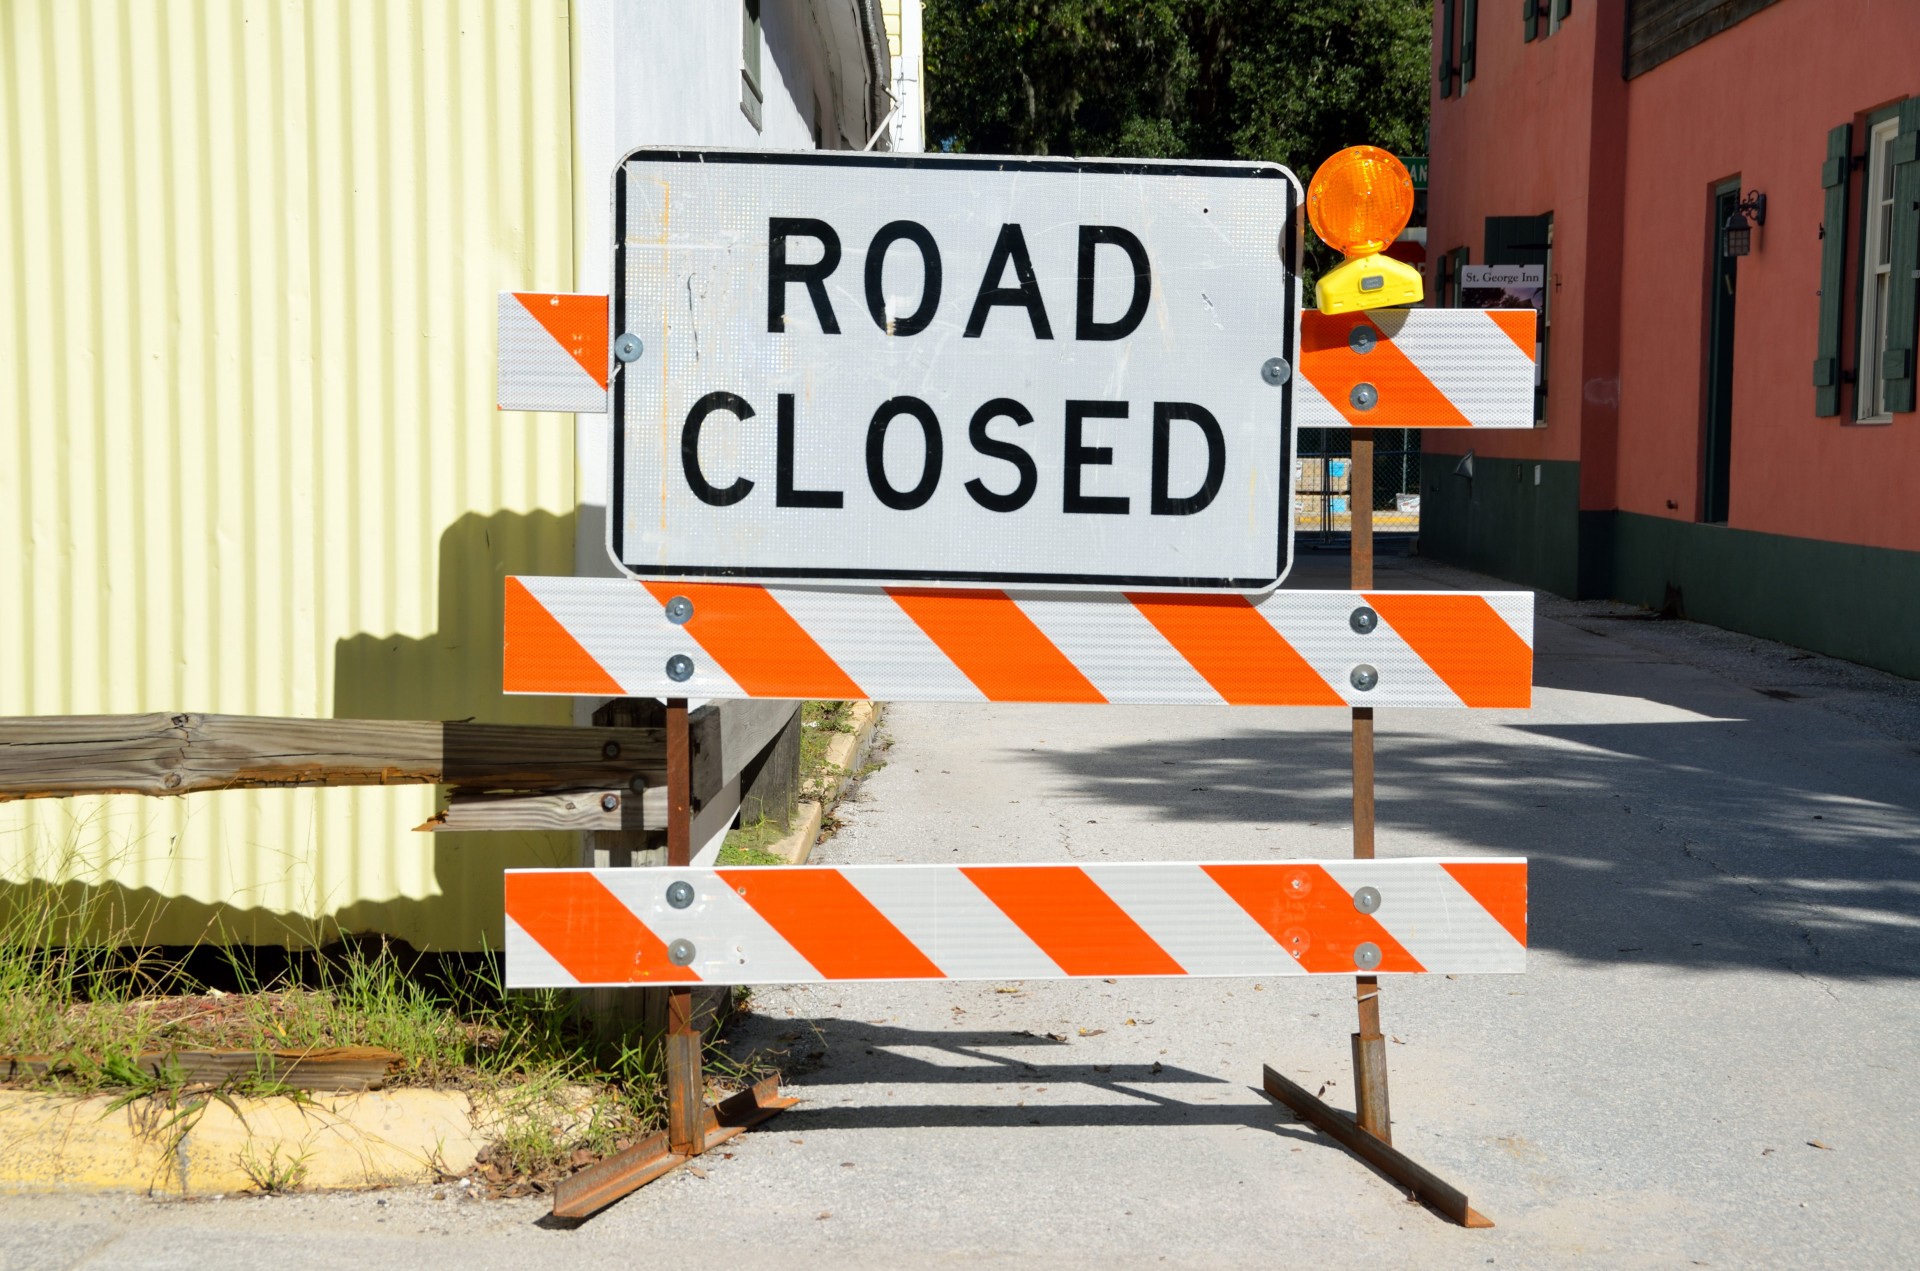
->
610, 149, 1301, 591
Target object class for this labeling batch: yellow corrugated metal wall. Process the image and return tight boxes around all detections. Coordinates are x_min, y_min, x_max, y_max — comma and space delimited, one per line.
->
0, 1, 581, 950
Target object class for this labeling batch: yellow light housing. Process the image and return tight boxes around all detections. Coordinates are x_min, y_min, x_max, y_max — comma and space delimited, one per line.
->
1306, 146, 1423, 314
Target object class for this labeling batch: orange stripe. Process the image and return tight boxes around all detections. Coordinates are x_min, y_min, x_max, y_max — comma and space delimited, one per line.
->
961, 866, 1183, 976
1484, 309, 1537, 360
718, 869, 945, 980
514, 292, 609, 390
1128, 593, 1344, 706
1442, 862, 1528, 948
642, 582, 864, 699
1365, 593, 1532, 708
503, 578, 624, 695
1202, 863, 1423, 974
1299, 311, 1475, 429
888, 589, 1105, 703
505, 872, 696, 984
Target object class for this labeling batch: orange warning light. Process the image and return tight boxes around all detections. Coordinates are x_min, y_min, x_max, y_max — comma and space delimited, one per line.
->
1307, 146, 1415, 256
1305, 146, 1422, 313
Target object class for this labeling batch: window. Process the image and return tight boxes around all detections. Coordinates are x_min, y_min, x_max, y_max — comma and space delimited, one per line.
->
1438, 0, 1477, 98
740, 0, 763, 131
1857, 116, 1901, 421
1525, 0, 1570, 42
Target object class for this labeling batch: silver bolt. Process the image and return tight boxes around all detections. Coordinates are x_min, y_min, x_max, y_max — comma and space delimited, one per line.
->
1261, 357, 1291, 386
1350, 664, 1379, 692
602, 740, 621, 760
614, 333, 644, 363
1352, 886, 1381, 915
1349, 606, 1378, 635
1353, 941, 1382, 971
667, 939, 696, 966
600, 793, 619, 812
666, 881, 695, 910
1348, 325, 1377, 355
630, 774, 649, 793
665, 654, 694, 682
1349, 382, 1379, 411
665, 595, 694, 625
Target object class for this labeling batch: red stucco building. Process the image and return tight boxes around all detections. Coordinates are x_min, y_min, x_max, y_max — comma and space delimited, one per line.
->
1422, 0, 1920, 677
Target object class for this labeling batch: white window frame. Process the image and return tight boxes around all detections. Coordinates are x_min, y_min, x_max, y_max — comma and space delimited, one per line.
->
1857, 116, 1900, 423
740, 0, 764, 132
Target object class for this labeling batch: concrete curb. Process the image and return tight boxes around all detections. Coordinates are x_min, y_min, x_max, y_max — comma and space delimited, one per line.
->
770, 701, 882, 864
0, 1087, 485, 1196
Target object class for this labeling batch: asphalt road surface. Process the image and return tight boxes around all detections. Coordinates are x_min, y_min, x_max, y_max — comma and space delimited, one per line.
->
7, 551, 1919, 1269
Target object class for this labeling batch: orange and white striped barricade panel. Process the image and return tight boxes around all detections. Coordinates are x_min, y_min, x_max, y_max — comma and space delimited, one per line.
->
503, 859, 1528, 988
1293, 308, 1538, 430
503, 576, 1533, 708
496, 292, 610, 413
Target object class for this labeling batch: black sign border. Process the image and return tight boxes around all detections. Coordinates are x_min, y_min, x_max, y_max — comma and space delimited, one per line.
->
609, 148, 1298, 592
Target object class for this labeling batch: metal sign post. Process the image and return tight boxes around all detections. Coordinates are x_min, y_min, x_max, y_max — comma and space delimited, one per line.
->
495, 147, 1541, 1226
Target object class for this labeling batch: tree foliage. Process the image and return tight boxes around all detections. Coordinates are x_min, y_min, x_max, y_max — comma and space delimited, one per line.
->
923, 0, 1431, 180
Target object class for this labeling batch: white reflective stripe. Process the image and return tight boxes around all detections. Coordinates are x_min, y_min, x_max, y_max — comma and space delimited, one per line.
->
842, 866, 1065, 981
503, 914, 576, 988
1254, 591, 1465, 709
1082, 864, 1307, 977
1481, 590, 1534, 645
1292, 373, 1347, 429
770, 587, 985, 702
1321, 859, 1525, 974
497, 294, 608, 413
523, 576, 746, 698
595, 868, 823, 984
1377, 310, 1535, 429
1011, 592, 1223, 706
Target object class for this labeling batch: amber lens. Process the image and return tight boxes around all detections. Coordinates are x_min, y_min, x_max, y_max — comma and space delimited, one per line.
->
1306, 146, 1414, 257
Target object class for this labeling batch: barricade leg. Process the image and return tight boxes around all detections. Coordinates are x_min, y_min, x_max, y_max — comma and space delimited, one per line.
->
1255, 428, 1488, 1227
551, 697, 794, 1221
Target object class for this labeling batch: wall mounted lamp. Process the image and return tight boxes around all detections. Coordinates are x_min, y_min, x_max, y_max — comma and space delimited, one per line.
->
1723, 191, 1767, 258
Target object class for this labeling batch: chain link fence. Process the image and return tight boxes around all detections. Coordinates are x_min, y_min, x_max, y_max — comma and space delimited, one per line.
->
1294, 428, 1422, 543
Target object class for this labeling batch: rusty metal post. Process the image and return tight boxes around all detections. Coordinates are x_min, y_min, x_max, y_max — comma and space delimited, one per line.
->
1349, 430, 1392, 1142
664, 697, 705, 1158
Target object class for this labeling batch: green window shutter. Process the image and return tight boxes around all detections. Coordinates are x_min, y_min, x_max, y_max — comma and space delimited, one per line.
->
1555, 0, 1571, 20
1883, 98, 1920, 413
1440, 0, 1456, 98
1814, 122, 1851, 417
1462, 0, 1479, 82
1523, 0, 1539, 42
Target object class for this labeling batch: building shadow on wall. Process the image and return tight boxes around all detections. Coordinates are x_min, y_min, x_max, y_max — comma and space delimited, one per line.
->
0, 509, 582, 956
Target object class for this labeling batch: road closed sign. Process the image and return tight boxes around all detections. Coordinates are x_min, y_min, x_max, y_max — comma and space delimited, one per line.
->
610, 150, 1301, 591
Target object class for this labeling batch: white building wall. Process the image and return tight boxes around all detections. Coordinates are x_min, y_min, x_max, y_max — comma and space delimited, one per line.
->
569, 1, 887, 587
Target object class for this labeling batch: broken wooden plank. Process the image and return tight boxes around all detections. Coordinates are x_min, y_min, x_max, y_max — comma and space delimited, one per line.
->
0, 714, 667, 801
420, 784, 669, 833
1, 1046, 402, 1092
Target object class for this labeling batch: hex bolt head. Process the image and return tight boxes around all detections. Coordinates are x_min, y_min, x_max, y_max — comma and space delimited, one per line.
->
665, 653, 695, 682
1349, 605, 1378, 635
1350, 663, 1379, 692
1261, 357, 1292, 386
667, 939, 696, 966
601, 740, 621, 760
630, 774, 649, 793
1353, 941, 1383, 971
599, 793, 619, 812
1348, 325, 1378, 355
1352, 885, 1382, 915
614, 333, 644, 363
666, 881, 695, 910
664, 595, 694, 625
1349, 382, 1379, 411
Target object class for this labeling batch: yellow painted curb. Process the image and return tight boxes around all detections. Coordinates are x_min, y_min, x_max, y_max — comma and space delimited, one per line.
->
770, 702, 882, 864
0, 1087, 485, 1195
